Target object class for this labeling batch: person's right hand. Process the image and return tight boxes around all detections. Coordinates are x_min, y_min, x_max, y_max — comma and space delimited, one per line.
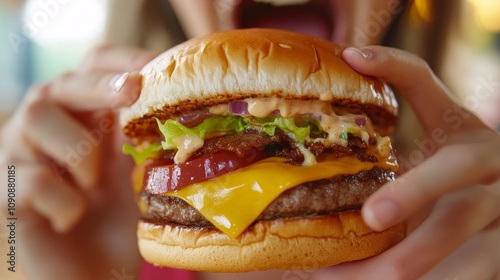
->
0, 45, 158, 280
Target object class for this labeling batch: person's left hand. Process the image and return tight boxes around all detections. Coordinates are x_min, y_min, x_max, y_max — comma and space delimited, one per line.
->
313, 46, 500, 280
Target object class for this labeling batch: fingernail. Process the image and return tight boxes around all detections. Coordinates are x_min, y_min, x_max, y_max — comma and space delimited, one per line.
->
109, 72, 129, 94
345, 47, 373, 59
364, 199, 400, 231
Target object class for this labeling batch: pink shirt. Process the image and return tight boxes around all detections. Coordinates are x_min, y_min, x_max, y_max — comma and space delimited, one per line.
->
140, 262, 196, 280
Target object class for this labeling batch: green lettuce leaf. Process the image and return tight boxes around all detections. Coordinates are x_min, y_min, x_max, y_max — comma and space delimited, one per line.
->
340, 127, 356, 140
157, 115, 250, 150
124, 115, 324, 164
296, 117, 323, 137
251, 117, 318, 143
122, 142, 163, 164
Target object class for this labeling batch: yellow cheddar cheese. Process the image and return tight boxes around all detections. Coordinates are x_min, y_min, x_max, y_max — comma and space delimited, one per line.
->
166, 155, 398, 238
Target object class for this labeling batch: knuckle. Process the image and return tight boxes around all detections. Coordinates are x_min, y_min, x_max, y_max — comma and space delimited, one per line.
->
24, 83, 51, 104
461, 144, 487, 166
438, 144, 481, 167
0, 107, 40, 163
3, 166, 51, 213
432, 146, 456, 164
418, 58, 431, 72
476, 186, 500, 217
398, 51, 436, 86
80, 43, 114, 70
0, 101, 43, 156
130, 49, 156, 68
43, 71, 77, 99
401, 50, 431, 74
22, 97, 50, 126
418, 60, 437, 83
52, 71, 74, 87
25, 167, 54, 196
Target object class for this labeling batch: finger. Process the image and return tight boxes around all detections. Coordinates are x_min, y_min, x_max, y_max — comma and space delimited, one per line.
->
78, 44, 158, 72
47, 70, 141, 111
363, 141, 500, 231
313, 184, 500, 280
422, 220, 500, 280
23, 100, 102, 189
21, 165, 87, 233
0, 97, 41, 163
342, 46, 485, 134
378, 184, 500, 279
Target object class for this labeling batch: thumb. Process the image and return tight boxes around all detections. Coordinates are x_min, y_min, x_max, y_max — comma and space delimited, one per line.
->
44, 70, 142, 111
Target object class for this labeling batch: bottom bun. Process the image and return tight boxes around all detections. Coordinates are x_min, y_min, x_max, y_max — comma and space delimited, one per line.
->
138, 211, 405, 272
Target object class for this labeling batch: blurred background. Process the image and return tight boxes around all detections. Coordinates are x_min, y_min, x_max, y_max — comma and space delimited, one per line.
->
0, 0, 107, 120
0, 0, 499, 279
1, 0, 499, 127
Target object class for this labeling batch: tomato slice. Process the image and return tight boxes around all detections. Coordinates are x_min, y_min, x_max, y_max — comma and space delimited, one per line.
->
142, 149, 266, 194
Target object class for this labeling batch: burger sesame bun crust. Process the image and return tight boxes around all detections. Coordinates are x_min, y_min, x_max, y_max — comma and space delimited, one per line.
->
120, 28, 398, 141
138, 212, 405, 272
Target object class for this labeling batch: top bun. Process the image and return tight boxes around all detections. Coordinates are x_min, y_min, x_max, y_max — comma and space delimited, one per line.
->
121, 28, 397, 141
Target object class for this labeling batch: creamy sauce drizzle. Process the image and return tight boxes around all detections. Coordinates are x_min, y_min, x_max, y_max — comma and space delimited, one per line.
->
211, 97, 379, 147
172, 135, 204, 163
203, 97, 392, 164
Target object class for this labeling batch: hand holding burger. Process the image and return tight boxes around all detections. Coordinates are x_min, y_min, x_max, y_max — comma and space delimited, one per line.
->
121, 29, 405, 272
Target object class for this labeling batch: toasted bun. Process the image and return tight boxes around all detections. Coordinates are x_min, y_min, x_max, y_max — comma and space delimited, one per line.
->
138, 212, 405, 272
128, 29, 404, 272
120, 28, 397, 141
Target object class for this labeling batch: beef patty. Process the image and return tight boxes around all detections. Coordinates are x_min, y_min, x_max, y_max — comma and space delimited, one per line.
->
139, 167, 395, 227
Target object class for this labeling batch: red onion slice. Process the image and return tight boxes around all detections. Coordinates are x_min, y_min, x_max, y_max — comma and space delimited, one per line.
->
355, 116, 367, 126
178, 109, 210, 126
270, 109, 281, 116
229, 101, 249, 115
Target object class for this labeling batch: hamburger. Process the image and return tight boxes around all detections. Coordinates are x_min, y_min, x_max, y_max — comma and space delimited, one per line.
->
121, 28, 405, 272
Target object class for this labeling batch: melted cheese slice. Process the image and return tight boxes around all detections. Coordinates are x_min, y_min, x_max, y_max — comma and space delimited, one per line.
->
166, 155, 398, 238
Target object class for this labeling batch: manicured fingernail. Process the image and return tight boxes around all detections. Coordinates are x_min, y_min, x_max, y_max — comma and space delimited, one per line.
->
364, 199, 400, 231
345, 47, 373, 59
109, 72, 129, 94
